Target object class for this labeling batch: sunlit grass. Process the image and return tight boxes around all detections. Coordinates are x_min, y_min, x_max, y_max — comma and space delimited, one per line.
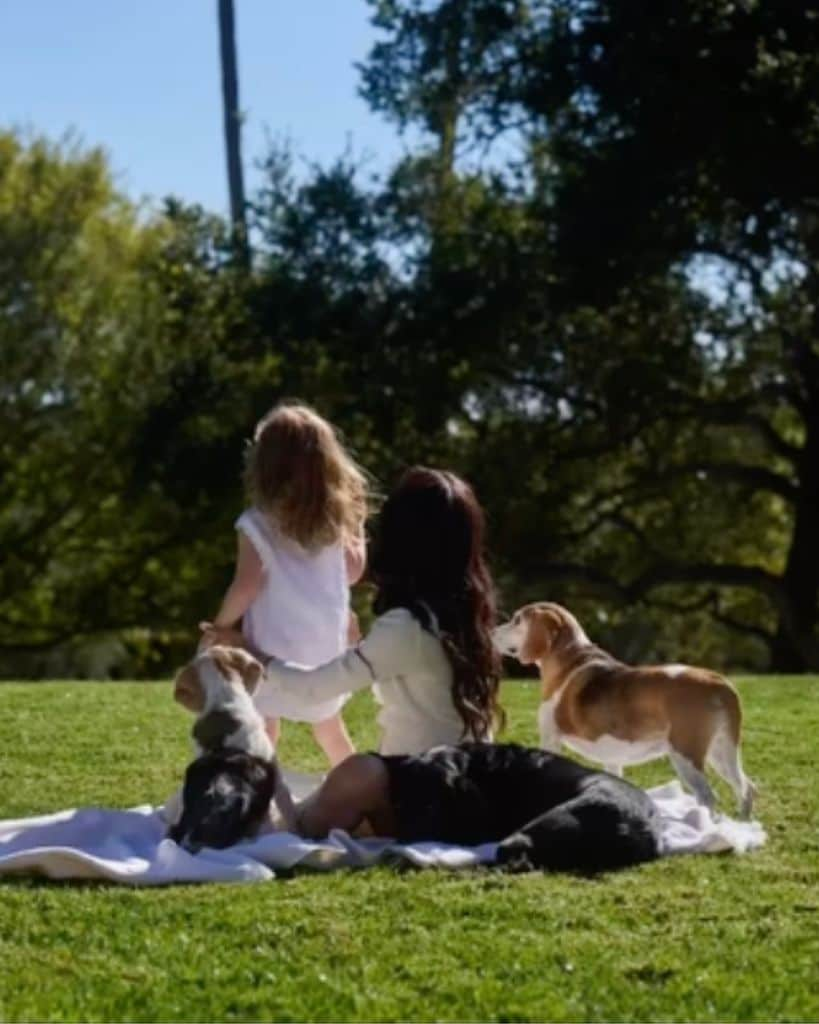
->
1, 675, 817, 1022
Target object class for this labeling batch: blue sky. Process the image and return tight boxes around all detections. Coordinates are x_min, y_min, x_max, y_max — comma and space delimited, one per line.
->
1, 1, 406, 213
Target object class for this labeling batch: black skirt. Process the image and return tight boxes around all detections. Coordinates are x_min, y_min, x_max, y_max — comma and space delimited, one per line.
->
376, 742, 613, 845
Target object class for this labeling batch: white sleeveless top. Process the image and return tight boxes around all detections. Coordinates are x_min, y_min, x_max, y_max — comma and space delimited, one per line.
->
236, 508, 349, 723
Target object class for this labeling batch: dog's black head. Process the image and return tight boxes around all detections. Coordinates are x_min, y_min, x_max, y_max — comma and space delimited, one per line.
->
168, 751, 278, 853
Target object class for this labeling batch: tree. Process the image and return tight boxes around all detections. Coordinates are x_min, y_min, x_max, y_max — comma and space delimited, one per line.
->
500, 0, 819, 669
0, 132, 249, 672
360, 0, 530, 254
7, 4, 818, 676
358, 0, 819, 669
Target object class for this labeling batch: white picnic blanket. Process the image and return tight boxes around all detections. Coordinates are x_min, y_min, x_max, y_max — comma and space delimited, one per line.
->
0, 774, 766, 886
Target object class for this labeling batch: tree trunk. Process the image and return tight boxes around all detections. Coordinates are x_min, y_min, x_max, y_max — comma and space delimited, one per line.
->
217, 0, 249, 267
770, 409, 819, 671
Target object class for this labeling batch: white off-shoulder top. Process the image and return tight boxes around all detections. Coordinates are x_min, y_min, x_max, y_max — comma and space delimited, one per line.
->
263, 607, 478, 755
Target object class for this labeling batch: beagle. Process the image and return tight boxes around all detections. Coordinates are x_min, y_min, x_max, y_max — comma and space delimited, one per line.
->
493, 603, 756, 817
163, 645, 297, 845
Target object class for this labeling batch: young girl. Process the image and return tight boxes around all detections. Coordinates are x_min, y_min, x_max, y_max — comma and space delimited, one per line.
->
205, 467, 503, 793
204, 402, 368, 766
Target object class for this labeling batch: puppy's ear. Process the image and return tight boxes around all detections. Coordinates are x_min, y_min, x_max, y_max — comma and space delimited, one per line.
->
210, 646, 264, 696
174, 664, 206, 712
235, 650, 264, 695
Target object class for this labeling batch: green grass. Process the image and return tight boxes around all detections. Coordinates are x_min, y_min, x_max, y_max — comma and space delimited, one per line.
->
1, 676, 818, 1023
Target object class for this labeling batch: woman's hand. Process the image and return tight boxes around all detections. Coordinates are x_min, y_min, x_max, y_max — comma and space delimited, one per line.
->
198, 621, 250, 652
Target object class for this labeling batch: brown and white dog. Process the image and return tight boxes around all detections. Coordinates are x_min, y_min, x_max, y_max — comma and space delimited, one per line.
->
493, 603, 756, 817
163, 645, 297, 839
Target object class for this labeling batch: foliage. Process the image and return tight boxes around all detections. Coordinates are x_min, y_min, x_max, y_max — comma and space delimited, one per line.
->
351, 0, 819, 669
0, 134, 252, 672
4, 0, 819, 672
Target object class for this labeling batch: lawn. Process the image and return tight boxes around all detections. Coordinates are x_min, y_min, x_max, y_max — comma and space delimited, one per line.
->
1, 675, 818, 1023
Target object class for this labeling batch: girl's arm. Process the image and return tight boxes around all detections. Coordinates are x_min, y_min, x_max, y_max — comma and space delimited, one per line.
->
212, 533, 265, 627
344, 523, 367, 585
344, 523, 366, 648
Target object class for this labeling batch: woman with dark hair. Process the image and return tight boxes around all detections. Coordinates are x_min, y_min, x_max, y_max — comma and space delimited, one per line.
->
369, 465, 502, 745
239, 466, 503, 756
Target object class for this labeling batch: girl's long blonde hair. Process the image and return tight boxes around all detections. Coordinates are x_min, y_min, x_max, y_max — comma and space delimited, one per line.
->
244, 402, 368, 550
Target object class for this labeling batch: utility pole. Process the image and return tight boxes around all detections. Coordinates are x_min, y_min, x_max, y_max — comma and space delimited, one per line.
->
217, 0, 249, 267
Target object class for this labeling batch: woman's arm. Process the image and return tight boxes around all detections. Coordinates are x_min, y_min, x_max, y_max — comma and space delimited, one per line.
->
212, 533, 265, 627
263, 609, 418, 704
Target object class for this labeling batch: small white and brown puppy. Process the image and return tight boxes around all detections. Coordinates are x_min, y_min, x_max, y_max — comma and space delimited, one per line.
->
493, 603, 756, 817
163, 645, 297, 844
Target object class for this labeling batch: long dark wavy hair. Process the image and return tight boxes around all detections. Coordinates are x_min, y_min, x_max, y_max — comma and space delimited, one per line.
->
369, 466, 503, 740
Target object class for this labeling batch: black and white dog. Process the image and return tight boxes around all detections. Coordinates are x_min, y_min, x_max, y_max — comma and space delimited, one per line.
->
167, 750, 279, 854
164, 645, 297, 853
379, 742, 663, 873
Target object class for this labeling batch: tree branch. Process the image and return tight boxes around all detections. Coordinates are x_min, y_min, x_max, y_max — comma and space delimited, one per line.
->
560, 510, 667, 562
694, 399, 802, 462
651, 461, 799, 503
645, 589, 774, 646
708, 599, 775, 646
520, 557, 785, 613
524, 561, 628, 600
627, 562, 784, 609
782, 327, 819, 411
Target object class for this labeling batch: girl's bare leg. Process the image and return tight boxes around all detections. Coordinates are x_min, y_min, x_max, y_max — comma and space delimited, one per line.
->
297, 754, 397, 839
312, 713, 355, 766
265, 717, 281, 746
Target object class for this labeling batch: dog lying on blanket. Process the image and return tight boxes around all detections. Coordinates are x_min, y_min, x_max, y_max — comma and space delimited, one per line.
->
303, 741, 663, 873
493, 602, 756, 817
482, 745, 662, 873
164, 646, 297, 852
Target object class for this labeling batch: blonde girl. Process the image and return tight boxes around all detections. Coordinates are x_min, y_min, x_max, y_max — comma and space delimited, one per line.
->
203, 402, 368, 765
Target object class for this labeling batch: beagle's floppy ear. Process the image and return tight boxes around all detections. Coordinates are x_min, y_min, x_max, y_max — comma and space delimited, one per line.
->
209, 645, 265, 696
518, 610, 552, 665
518, 606, 568, 664
173, 663, 206, 712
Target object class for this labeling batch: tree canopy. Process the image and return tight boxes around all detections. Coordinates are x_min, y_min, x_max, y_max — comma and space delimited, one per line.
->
3, 0, 818, 675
